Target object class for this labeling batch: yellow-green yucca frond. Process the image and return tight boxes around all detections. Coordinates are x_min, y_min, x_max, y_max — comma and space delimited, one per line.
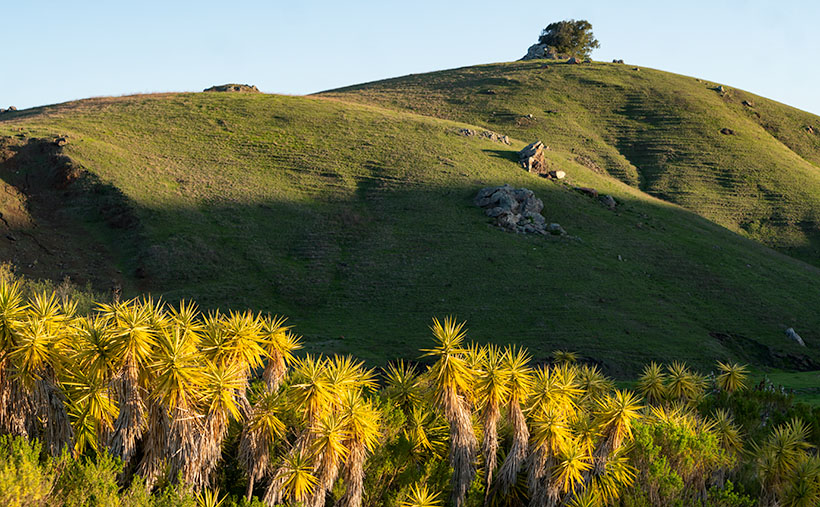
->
311, 412, 350, 464
201, 360, 246, 420
716, 361, 749, 393
245, 389, 286, 443
261, 315, 299, 362
290, 354, 333, 425
528, 365, 583, 416
421, 317, 475, 399
570, 413, 600, 456
71, 315, 117, 382
325, 354, 377, 399
588, 446, 636, 504
26, 291, 66, 328
168, 299, 204, 338
221, 310, 265, 371
552, 350, 579, 364
576, 364, 613, 402
139, 295, 169, 330
384, 359, 422, 413
9, 318, 62, 386
464, 342, 486, 373
637, 362, 666, 404
665, 361, 698, 401
277, 449, 318, 503
565, 488, 598, 507
0, 279, 26, 351
474, 344, 510, 411
530, 408, 571, 457
150, 325, 204, 410
200, 311, 231, 364
195, 488, 225, 507
106, 299, 156, 367
404, 404, 448, 459
781, 454, 820, 507
62, 367, 118, 429
754, 417, 813, 495
554, 440, 592, 494
340, 391, 381, 451
504, 345, 533, 401
399, 482, 442, 507
650, 403, 698, 433
595, 390, 643, 448
711, 408, 743, 455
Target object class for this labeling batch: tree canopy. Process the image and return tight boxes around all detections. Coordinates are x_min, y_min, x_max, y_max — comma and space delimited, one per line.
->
538, 19, 600, 58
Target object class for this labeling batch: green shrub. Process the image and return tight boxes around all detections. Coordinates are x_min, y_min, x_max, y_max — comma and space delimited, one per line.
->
0, 436, 56, 505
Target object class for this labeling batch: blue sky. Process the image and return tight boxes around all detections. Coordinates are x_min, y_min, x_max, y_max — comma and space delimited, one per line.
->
2, 1, 819, 115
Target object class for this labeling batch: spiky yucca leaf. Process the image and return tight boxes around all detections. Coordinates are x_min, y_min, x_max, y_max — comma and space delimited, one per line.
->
553, 440, 592, 495
384, 359, 422, 414
552, 350, 579, 364
399, 483, 442, 507
716, 361, 749, 393
636, 362, 666, 405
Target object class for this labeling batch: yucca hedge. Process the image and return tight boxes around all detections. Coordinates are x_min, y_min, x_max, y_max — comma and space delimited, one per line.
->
0, 278, 819, 506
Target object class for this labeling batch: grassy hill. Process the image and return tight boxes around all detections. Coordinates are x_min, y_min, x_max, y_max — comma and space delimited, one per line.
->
320, 60, 820, 267
0, 84, 818, 376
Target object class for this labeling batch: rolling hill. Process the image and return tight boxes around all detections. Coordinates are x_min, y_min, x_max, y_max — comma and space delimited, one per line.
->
0, 64, 818, 376
321, 60, 820, 267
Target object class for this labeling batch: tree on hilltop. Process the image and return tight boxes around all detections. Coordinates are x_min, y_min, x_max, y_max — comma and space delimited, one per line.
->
538, 19, 599, 58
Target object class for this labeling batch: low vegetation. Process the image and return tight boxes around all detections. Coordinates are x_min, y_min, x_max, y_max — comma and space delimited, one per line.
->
1, 279, 818, 506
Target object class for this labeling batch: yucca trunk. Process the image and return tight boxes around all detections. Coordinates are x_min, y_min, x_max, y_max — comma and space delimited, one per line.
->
527, 446, 558, 507
0, 360, 34, 437
481, 401, 501, 504
137, 398, 170, 488
495, 396, 529, 495
34, 369, 73, 456
262, 473, 287, 506
239, 425, 269, 501
443, 385, 477, 507
263, 353, 286, 392
108, 359, 145, 467
338, 442, 366, 507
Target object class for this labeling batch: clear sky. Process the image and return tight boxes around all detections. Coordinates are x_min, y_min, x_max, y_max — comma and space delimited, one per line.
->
2, 1, 819, 115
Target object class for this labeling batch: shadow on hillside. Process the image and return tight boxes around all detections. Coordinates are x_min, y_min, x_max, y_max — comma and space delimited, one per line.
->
5, 158, 810, 374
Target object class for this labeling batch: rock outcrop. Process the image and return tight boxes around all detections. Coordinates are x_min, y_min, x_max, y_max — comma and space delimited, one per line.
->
203, 84, 260, 93
519, 141, 548, 175
786, 328, 806, 347
475, 185, 563, 235
457, 128, 510, 145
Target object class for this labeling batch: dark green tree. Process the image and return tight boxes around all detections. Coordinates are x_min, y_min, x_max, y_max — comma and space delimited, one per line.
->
538, 19, 600, 58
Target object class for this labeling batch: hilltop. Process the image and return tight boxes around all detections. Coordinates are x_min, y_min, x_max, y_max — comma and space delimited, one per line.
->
0, 63, 818, 376
321, 60, 820, 267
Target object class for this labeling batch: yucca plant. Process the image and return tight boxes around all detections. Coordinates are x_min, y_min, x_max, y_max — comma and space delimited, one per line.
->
715, 361, 749, 393
399, 482, 442, 507
265, 448, 318, 505
239, 387, 286, 501
337, 391, 381, 507
309, 412, 350, 507
420, 317, 477, 507
591, 390, 642, 476
528, 408, 571, 507
473, 344, 510, 502
636, 362, 666, 405
260, 315, 299, 391
665, 361, 698, 403
495, 345, 533, 497
383, 359, 423, 415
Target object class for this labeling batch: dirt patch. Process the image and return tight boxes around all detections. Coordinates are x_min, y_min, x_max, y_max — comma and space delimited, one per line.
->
0, 136, 140, 293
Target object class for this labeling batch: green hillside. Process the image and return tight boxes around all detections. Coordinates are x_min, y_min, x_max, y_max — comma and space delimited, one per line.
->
0, 88, 818, 375
321, 60, 820, 266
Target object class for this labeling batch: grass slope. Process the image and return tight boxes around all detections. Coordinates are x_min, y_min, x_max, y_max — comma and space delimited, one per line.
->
0, 91, 818, 375
320, 60, 820, 266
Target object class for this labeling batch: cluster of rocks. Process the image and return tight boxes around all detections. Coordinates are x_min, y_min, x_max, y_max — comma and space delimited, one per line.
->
475, 185, 565, 235
0, 106, 17, 114
574, 186, 617, 210
518, 141, 564, 179
742, 100, 754, 107
720, 128, 735, 136
457, 128, 510, 145
203, 84, 260, 93
612, 59, 625, 64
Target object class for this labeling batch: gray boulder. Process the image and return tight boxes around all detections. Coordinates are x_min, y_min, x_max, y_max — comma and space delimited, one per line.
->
785, 328, 806, 347
204, 83, 259, 93
599, 195, 617, 210
547, 223, 566, 235
521, 44, 548, 60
